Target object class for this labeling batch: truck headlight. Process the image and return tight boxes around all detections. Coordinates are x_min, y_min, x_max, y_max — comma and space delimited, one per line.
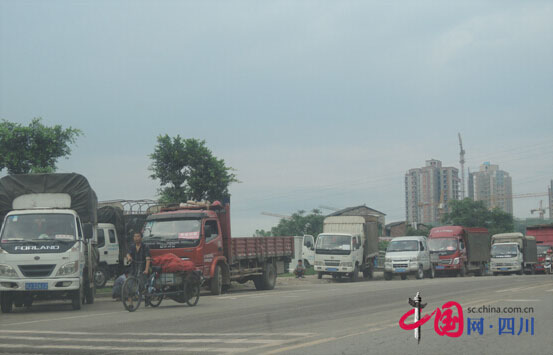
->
340, 262, 353, 267
56, 261, 79, 276
453, 258, 460, 265
0, 264, 17, 278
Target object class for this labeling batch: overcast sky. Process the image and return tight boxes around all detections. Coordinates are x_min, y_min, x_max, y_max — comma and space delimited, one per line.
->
1, 1, 552, 236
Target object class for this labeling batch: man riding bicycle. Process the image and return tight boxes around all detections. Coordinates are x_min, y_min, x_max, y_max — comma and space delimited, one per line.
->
126, 232, 151, 305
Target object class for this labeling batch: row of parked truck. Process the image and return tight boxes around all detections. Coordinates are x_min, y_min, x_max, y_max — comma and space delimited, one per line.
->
380, 225, 553, 280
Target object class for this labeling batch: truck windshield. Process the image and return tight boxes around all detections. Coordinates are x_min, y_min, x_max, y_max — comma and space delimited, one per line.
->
143, 219, 201, 246
0, 213, 76, 242
491, 244, 518, 257
387, 240, 418, 252
428, 238, 458, 253
316, 235, 351, 251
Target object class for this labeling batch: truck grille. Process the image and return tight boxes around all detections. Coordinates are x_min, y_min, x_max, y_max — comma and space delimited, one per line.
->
438, 259, 452, 265
325, 261, 340, 266
18, 264, 56, 277
393, 263, 408, 268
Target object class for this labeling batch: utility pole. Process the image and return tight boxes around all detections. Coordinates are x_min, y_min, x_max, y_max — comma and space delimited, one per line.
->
458, 133, 465, 199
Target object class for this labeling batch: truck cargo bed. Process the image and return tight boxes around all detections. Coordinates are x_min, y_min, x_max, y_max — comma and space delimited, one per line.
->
230, 237, 294, 263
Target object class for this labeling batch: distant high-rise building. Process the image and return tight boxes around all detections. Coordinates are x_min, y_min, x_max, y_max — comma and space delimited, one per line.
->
549, 180, 553, 219
468, 162, 513, 215
405, 159, 460, 225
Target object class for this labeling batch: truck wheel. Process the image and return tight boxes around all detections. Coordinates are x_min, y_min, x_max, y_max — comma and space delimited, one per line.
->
94, 266, 109, 289
416, 265, 424, 279
262, 263, 277, 290
317, 272, 323, 279
400, 274, 407, 280
0, 292, 13, 313
210, 265, 223, 295
85, 280, 95, 304
350, 264, 359, 282
458, 264, 466, 277
384, 272, 392, 280
475, 264, 484, 277
426, 265, 435, 279
71, 288, 82, 310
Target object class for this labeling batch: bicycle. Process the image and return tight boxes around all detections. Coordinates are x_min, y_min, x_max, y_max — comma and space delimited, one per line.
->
122, 261, 201, 312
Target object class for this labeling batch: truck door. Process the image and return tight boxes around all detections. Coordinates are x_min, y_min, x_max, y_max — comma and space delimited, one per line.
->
107, 228, 119, 265
96, 228, 107, 264
420, 240, 430, 269
202, 219, 222, 276
303, 235, 315, 266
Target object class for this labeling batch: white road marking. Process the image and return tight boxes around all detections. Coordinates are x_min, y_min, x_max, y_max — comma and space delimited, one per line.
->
217, 289, 310, 300
0, 329, 316, 337
0, 343, 247, 353
0, 335, 284, 345
503, 299, 540, 302
545, 289, 553, 292
3, 311, 126, 326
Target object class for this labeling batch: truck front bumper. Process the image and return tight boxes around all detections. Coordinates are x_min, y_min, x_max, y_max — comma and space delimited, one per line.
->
384, 262, 418, 273
490, 265, 520, 273
0, 277, 80, 292
314, 266, 354, 273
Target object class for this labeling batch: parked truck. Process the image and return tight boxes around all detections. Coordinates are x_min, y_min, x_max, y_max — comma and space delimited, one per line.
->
526, 224, 553, 273
314, 216, 379, 281
428, 226, 490, 277
0, 173, 97, 312
142, 201, 293, 295
93, 206, 127, 288
490, 233, 537, 275
287, 235, 315, 272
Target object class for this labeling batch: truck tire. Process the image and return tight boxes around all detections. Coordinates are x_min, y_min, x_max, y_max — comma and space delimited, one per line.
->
426, 265, 435, 279
263, 263, 277, 290
71, 288, 82, 310
416, 265, 424, 279
384, 272, 392, 280
400, 274, 407, 280
458, 264, 466, 277
210, 264, 223, 295
317, 272, 323, 279
474, 264, 484, 277
0, 292, 13, 313
350, 264, 359, 282
94, 266, 109, 289
85, 280, 95, 304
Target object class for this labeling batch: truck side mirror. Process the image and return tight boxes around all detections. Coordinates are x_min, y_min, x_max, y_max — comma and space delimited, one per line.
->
83, 223, 93, 240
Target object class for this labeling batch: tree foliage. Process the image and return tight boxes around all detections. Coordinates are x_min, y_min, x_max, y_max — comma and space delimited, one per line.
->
441, 198, 514, 235
254, 209, 325, 237
149, 135, 238, 203
0, 118, 82, 174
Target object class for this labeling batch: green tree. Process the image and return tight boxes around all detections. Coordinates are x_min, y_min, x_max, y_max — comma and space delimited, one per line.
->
256, 209, 325, 237
0, 118, 82, 174
149, 135, 238, 203
442, 198, 514, 235
406, 226, 429, 237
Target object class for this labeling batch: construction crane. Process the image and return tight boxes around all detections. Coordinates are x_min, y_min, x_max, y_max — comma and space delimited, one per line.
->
261, 212, 291, 220
319, 205, 340, 212
531, 200, 549, 220
458, 133, 466, 199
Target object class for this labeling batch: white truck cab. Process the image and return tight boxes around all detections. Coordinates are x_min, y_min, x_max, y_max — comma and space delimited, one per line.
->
93, 223, 121, 288
314, 233, 363, 281
384, 236, 433, 280
288, 235, 315, 272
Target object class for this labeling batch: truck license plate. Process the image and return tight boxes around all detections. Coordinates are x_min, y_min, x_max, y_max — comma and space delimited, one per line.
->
326, 267, 338, 272
500, 268, 509, 271
25, 282, 48, 290
435, 265, 445, 270
394, 268, 406, 273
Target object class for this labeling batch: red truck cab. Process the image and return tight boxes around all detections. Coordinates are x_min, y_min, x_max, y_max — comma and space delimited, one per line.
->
526, 224, 553, 273
428, 226, 489, 277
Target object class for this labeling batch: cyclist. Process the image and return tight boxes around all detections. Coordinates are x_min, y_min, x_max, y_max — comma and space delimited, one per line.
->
126, 232, 152, 306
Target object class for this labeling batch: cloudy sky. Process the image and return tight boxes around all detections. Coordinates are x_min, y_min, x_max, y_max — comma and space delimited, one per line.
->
1, 1, 552, 236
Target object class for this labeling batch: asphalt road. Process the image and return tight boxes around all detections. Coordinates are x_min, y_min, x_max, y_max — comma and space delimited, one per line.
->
0, 273, 552, 355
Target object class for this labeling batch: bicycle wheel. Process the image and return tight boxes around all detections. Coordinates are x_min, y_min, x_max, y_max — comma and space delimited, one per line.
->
186, 280, 200, 307
122, 276, 142, 312
148, 291, 163, 307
